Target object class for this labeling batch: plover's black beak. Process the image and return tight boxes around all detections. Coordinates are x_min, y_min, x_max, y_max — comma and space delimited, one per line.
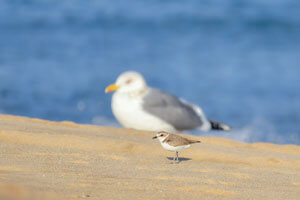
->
152, 136, 157, 139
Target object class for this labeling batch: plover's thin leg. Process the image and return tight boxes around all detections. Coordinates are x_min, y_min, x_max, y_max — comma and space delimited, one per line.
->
175, 151, 179, 162
172, 153, 176, 163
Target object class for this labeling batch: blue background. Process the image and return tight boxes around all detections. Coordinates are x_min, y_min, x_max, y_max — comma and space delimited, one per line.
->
0, 0, 300, 144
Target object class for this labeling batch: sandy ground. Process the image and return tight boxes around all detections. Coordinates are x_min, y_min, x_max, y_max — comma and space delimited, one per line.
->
0, 115, 300, 200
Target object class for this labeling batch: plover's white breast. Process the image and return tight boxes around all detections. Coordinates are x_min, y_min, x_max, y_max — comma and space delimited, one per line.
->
160, 141, 191, 152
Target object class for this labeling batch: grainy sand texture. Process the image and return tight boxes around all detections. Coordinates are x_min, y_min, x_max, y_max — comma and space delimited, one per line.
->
0, 114, 300, 200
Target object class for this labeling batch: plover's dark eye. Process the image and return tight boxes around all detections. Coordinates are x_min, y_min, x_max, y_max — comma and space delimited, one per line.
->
160, 134, 164, 136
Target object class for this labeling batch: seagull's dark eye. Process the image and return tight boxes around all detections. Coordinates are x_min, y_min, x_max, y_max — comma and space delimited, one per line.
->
126, 79, 133, 84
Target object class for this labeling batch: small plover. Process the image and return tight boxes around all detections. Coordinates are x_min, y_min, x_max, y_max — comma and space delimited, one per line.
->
152, 131, 201, 163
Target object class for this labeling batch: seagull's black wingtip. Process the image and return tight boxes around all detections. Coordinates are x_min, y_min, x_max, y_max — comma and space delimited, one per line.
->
209, 120, 231, 131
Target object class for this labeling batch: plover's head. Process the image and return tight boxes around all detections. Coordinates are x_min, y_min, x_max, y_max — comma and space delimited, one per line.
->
105, 71, 147, 94
152, 131, 169, 141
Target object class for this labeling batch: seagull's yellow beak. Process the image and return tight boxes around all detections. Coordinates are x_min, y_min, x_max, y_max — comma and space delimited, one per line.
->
105, 84, 120, 93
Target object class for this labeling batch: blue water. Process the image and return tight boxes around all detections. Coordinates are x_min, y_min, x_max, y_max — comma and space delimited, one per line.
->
0, 0, 300, 144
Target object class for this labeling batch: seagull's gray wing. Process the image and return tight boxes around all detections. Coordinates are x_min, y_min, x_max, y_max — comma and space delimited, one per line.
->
142, 88, 204, 131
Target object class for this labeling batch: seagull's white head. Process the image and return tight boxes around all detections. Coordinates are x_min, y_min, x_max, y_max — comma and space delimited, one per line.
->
105, 71, 147, 94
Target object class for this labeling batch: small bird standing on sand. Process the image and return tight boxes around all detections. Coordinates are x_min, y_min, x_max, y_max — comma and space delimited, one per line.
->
105, 71, 231, 133
152, 131, 201, 163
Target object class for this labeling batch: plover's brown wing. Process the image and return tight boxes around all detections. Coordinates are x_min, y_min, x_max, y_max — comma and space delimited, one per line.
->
186, 138, 201, 144
163, 134, 200, 147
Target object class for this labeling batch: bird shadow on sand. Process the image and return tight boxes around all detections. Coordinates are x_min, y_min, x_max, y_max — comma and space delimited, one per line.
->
167, 157, 191, 162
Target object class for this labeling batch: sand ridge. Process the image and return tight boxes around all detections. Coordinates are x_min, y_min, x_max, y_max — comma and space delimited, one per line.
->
0, 114, 300, 200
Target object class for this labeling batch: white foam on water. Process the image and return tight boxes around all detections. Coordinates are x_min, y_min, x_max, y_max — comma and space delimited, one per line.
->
194, 117, 300, 145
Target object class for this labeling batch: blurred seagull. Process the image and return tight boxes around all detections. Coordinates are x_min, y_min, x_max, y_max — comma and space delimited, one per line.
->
105, 71, 231, 132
